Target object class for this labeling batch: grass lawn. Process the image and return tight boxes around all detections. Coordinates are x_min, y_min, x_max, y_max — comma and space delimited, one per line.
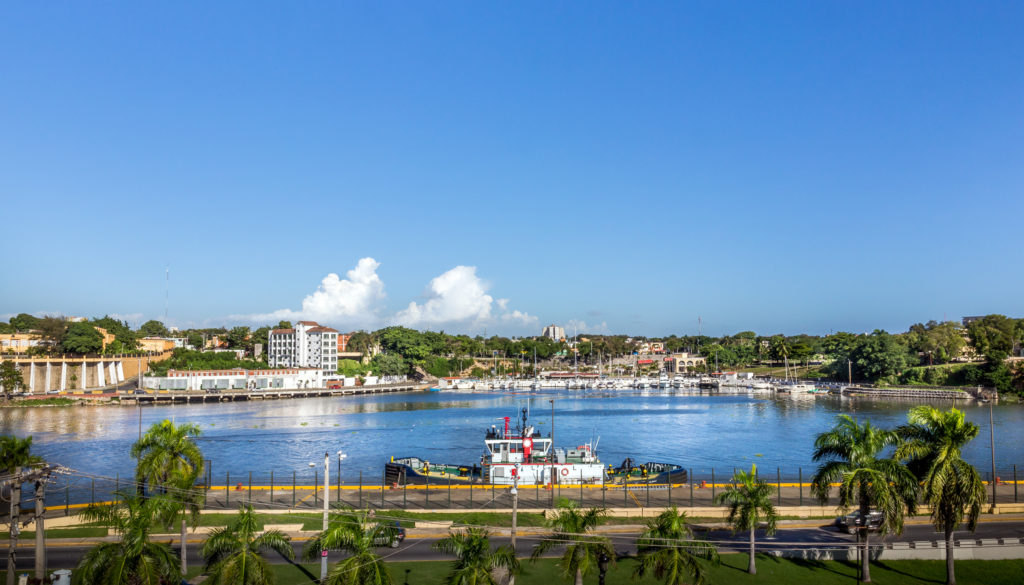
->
7, 554, 1023, 584
261, 555, 1024, 585
0, 526, 108, 539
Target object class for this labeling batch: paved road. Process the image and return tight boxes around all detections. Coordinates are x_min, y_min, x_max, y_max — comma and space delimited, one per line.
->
6, 518, 1024, 574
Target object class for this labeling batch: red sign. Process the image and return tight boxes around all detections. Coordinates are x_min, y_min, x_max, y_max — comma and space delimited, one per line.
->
638, 359, 654, 364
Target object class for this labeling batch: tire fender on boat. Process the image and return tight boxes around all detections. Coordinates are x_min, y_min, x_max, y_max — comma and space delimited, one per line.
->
561, 468, 569, 476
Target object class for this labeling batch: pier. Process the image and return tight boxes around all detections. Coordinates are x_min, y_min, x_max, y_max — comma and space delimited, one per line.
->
115, 381, 423, 404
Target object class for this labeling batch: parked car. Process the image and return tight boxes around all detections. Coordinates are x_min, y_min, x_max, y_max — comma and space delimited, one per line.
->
837, 509, 883, 534
374, 521, 406, 548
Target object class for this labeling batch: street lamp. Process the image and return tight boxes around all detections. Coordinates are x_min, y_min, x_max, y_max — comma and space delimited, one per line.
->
323, 451, 346, 580
598, 552, 610, 585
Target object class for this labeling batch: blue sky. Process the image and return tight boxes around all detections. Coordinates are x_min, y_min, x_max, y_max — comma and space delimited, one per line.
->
2, 2, 1022, 337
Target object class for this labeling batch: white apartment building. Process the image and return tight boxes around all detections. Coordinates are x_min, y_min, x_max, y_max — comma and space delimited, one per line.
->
542, 324, 566, 342
267, 321, 339, 374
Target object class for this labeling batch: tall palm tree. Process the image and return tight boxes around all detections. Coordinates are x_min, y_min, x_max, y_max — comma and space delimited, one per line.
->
530, 500, 615, 585
202, 504, 294, 585
303, 508, 397, 585
72, 491, 181, 585
130, 419, 204, 573
1, 435, 44, 585
432, 526, 519, 585
811, 415, 918, 583
713, 465, 777, 575
896, 406, 987, 585
634, 506, 719, 585
131, 419, 204, 494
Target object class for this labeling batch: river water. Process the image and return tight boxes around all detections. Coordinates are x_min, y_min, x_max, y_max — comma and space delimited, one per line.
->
2, 389, 1022, 494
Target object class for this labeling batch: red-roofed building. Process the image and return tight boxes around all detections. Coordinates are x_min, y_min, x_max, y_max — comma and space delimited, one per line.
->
268, 321, 339, 374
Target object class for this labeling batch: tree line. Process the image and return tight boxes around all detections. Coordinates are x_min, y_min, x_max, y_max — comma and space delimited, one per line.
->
4, 313, 1023, 393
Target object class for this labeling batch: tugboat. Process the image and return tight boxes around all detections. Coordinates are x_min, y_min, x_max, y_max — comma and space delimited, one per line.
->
385, 409, 605, 486
607, 457, 688, 484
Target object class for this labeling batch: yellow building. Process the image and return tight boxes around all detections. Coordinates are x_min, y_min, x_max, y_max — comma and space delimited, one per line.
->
139, 337, 177, 353
0, 333, 41, 354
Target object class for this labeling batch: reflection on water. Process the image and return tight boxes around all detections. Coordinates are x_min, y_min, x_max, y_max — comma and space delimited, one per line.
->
1, 390, 1021, 485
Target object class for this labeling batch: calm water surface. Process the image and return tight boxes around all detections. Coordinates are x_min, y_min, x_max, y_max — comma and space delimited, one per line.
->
2, 389, 1021, 486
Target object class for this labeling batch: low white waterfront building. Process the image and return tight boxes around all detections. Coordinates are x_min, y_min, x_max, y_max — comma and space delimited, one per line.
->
144, 367, 324, 391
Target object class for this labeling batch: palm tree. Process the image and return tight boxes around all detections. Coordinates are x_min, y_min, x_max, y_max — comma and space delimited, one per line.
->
72, 491, 181, 585
1, 435, 45, 585
131, 419, 204, 494
634, 506, 719, 585
713, 464, 777, 575
303, 508, 397, 585
432, 526, 519, 585
811, 415, 918, 583
896, 406, 987, 585
530, 500, 615, 585
202, 504, 294, 585
130, 419, 204, 573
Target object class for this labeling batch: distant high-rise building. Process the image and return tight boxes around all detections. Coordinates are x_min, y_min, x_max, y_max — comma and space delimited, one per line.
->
542, 324, 566, 341
268, 320, 339, 374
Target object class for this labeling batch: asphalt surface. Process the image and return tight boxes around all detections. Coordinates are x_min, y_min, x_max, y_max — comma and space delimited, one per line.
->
6, 517, 1024, 574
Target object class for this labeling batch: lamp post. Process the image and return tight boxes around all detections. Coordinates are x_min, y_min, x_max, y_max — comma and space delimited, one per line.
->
598, 552, 610, 585
549, 399, 555, 491
990, 400, 997, 513
509, 462, 521, 585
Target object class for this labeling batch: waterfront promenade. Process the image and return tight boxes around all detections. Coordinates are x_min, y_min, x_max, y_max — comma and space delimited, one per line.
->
36, 477, 1024, 520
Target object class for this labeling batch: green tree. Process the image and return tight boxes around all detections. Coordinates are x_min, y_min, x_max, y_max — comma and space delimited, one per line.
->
226, 326, 252, 350
36, 316, 68, 353
713, 465, 777, 575
275, 320, 292, 330
634, 506, 719, 585
92, 316, 140, 352
202, 504, 294, 585
0, 361, 26, 401
138, 320, 170, 338
131, 420, 204, 494
530, 500, 615, 585
896, 407, 987, 585
9, 313, 41, 332
303, 509, 396, 585
966, 315, 1022, 362
73, 492, 181, 585
130, 420, 204, 571
432, 526, 520, 585
371, 353, 407, 376
63, 322, 104, 354
811, 415, 918, 583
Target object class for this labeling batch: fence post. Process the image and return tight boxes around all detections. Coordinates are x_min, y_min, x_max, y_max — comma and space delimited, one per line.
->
689, 470, 694, 508
337, 465, 341, 504
799, 468, 803, 506
1015, 465, 1018, 503
777, 467, 781, 506
711, 468, 715, 502
249, 471, 253, 505
668, 476, 672, 507
270, 471, 274, 505
624, 475, 628, 506
580, 471, 584, 507
646, 476, 650, 506
91, 478, 95, 505
226, 471, 230, 507
359, 471, 363, 508
115, 473, 119, 496
314, 469, 319, 507
292, 471, 296, 508
425, 475, 429, 507
65, 480, 69, 515
448, 476, 452, 507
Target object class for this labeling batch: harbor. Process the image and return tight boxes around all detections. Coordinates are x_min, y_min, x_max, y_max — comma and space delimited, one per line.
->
3, 387, 1021, 509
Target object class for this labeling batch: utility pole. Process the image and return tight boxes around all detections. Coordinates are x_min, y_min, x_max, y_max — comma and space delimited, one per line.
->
321, 451, 330, 581
990, 400, 997, 513
4, 465, 60, 585
509, 463, 521, 585
34, 478, 46, 580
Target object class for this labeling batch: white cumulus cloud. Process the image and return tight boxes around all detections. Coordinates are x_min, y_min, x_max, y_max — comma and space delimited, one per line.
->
237, 259, 536, 333
239, 257, 386, 328
394, 266, 495, 327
